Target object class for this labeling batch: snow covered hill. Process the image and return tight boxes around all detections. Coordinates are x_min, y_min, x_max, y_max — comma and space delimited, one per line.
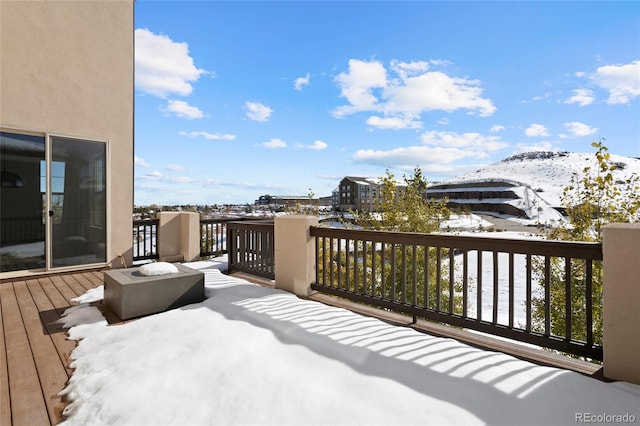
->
429, 151, 640, 225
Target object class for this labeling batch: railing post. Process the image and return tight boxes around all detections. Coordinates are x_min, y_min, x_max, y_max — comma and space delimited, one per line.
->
157, 212, 201, 262
180, 212, 201, 262
274, 215, 318, 296
603, 223, 640, 385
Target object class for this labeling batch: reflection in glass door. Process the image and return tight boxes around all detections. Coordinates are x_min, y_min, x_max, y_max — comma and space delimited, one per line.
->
50, 136, 107, 268
0, 131, 46, 272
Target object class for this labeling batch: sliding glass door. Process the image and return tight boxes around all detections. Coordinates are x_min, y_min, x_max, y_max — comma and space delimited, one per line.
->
49, 136, 106, 268
0, 130, 107, 273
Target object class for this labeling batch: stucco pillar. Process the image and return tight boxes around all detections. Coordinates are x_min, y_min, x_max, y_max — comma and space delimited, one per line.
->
602, 223, 640, 384
157, 212, 182, 262
274, 215, 318, 297
180, 212, 201, 262
157, 212, 201, 263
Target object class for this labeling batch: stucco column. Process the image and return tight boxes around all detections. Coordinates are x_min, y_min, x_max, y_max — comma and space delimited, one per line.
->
602, 223, 640, 384
274, 215, 318, 297
157, 212, 182, 262
180, 212, 201, 262
157, 212, 201, 263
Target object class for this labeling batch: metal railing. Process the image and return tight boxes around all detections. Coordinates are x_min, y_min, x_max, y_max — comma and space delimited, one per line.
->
310, 226, 603, 360
227, 220, 275, 279
133, 219, 159, 261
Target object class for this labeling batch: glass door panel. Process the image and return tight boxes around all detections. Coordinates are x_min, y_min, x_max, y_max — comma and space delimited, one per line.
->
0, 131, 47, 272
50, 136, 106, 268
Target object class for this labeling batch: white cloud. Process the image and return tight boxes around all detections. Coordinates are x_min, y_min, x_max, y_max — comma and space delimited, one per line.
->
564, 121, 598, 137
246, 101, 273, 122
135, 156, 151, 167
333, 59, 496, 124
146, 171, 163, 179
353, 130, 507, 169
525, 124, 550, 137
298, 140, 328, 150
366, 115, 422, 130
166, 164, 184, 172
262, 138, 287, 149
516, 141, 559, 152
162, 100, 204, 119
333, 59, 387, 117
179, 131, 236, 141
591, 60, 640, 104
171, 176, 193, 183
389, 59, 430, 80
294, 73, 310, 91
437, 117, 450, 126
565, 89, 595, 107
353, 146, 477, 169
135, 29, 206, 98
420, 130, 508, 152
490, 125, 505, 133
520, 92, 553, 104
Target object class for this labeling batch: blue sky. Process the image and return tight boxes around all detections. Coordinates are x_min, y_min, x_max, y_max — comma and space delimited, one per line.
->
134, 1, 640, 206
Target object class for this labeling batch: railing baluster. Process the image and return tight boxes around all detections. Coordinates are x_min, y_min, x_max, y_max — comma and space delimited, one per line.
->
345, 237, 351, 292
391, 243, 396, 302
337, 238, 343, 290
371, 240, 377, 298
322, 236, 327, 287
477, 250, 483, 321
565, 256, 572, 342
526, 254, 532, 333
329, 236, 335, 288
412, 244, 418, 307
544, 256, 551, 336
493, 251, 499, 324
449, 247, 454, 314
315, 235, 320, 285
509, 252, 514, 328
354, 240, 359, 294
424, 246, 429, 310
363, 240, 368, 294
401, 244, 407, 304
586, 259, 593, 346
462, 249, 468, 317
436, 247, 441, 311
380, 242, 386, 298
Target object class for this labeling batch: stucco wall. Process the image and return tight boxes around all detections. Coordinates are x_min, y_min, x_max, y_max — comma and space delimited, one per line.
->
0, 0, 134, 270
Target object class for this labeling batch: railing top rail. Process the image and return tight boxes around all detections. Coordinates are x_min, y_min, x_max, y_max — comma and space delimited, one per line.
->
227, 220, 274, 230
133, 218, 159, 225
200, 217, 270, 224
310, 225, 602, 260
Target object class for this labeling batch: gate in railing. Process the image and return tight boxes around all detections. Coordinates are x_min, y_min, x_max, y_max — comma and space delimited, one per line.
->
310, 226, 603, 360
227, 220, 275, 279
133, 219, 159, 261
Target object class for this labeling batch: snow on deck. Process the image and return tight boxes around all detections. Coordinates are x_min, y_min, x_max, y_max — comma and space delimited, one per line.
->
58, 261, 640, 425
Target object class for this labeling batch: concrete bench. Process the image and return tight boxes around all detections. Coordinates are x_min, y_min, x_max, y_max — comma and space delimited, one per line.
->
104, 263, 205, 320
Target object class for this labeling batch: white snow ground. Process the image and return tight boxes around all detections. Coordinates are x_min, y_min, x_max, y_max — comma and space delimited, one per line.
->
58, 258, 640, 426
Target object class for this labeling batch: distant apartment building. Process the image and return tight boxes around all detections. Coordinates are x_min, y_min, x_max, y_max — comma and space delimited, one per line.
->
426, 180, 531, 217
333, 176, 407, 213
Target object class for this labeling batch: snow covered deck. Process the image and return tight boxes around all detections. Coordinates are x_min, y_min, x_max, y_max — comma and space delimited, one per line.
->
2, 265, 640, 425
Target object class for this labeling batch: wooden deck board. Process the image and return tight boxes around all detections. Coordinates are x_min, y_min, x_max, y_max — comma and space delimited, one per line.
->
30, 278, 76, 377
0, 282, 50, 426
13, 281, 68, 424
1, 271, 103, 425
0, 289, 12, 426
